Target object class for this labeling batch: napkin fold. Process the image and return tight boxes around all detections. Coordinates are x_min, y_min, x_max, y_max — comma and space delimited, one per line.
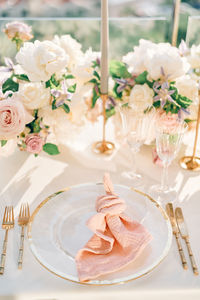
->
75, 173, 152, 282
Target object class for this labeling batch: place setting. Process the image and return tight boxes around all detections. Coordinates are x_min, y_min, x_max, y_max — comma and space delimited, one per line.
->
0, 0, 200, 297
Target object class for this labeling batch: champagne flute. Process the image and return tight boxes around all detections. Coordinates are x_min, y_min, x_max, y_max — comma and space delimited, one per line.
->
150, 120, 188, 197
118, 105, 155, 184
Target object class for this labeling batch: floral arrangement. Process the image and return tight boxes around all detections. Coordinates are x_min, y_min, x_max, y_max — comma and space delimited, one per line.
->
108, 39, 199, 122
0, 21, 198, 158
0, 21, 103, 157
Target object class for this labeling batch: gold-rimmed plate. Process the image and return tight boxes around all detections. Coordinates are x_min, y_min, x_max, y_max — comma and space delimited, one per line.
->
27, 183, 172, 285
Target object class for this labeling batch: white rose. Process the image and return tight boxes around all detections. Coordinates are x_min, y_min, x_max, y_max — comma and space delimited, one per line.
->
175, 75, 198, 103
70, 92, 88, 125
123, 39, 189, 80
53, 35, 83, 70
18, 82, 51, 109
123, 39, 157, 74
187, 44, 200, 69
129, 84, 154, 113
72, 48, 100, 84
38, 106, 78, 144
145, 43, 189, 80
16, 40, 69, 82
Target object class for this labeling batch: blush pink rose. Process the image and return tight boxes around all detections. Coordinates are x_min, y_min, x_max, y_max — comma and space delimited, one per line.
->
0, 98, 34, 139
156, 109, 179, 132
25, 134, 44, 154
3, 21, 33, 41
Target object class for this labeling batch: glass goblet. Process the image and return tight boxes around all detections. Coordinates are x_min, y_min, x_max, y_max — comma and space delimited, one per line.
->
150, 120, 188, 200
118, 105, 155, 184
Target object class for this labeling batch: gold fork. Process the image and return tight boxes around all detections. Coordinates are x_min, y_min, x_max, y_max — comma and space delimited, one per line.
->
18, 203, 30, 269
0, 206, 14, 275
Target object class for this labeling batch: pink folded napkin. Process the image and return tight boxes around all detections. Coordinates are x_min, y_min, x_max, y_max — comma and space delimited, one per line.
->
75, 173, 152, 282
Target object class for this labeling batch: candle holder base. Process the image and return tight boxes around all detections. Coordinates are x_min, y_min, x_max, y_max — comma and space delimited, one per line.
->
92, 141, 115, 155
179, 156, 200, 171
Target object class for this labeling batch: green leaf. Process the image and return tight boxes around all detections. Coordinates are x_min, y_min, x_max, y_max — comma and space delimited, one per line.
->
2, 78, 19, 93
51, 74, 60, 87
61, 103, 70, 113
106, 107, 115, 119
113, 83, 122, 99
92, 87, 99, 108
14, 74, 30, 82
68, 83, 77, 93
153, 101, 161, 108
89, 78, 98, 84
92, 60, 100, 68
1, 140, 7, 147
135, 71, 148, 84
52, 99, 57, 110
176, 95, 192, 109
109, 60, 131, 78
43, 143, 60, 155
45, 74, 60, 89
32, 122, 41, 133
93, 70, 100, 80
62, 74, 74, 79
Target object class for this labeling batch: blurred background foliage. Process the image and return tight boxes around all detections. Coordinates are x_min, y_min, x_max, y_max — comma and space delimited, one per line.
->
0, 0, 199, 63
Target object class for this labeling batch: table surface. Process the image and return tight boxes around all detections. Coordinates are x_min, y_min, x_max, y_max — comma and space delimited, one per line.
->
0, 145, 199, 300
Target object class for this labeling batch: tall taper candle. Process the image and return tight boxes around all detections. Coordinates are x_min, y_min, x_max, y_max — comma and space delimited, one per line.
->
100, 0, 109, 94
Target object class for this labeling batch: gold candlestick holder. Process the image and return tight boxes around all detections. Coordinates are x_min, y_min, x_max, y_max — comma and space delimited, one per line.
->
92, 94, 115, 155
180, 91, 200, 171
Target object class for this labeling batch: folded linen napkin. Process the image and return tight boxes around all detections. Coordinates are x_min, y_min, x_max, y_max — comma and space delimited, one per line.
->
75, 173, 152, 282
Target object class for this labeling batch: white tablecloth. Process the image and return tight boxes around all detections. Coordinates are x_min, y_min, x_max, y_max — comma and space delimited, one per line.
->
0, 145, 199, 300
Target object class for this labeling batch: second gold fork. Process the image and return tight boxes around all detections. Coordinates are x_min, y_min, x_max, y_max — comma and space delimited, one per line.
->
18, 203, 30, 269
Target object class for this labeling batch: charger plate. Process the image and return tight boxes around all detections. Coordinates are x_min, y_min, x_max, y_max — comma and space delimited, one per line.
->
27, 183, 172, 285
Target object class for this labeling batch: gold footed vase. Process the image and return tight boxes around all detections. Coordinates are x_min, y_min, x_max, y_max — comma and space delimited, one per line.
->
92, 94, 115, 155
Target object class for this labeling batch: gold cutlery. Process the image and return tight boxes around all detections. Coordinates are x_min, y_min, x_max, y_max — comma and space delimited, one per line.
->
175, 207, 199, 275
0, 206, 14, 275
18, 203, 30, 269
166, 203, 188, 270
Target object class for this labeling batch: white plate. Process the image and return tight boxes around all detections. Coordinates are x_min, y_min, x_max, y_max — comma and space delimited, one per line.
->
27, 183, 172, 285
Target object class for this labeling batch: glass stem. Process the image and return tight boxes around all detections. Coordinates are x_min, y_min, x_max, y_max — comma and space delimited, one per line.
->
130, 148, 137, 175
161, 163, 169, 190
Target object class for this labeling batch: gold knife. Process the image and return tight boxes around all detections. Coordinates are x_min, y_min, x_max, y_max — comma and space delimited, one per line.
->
166, 203, 188, 270
175, 207, 199, 275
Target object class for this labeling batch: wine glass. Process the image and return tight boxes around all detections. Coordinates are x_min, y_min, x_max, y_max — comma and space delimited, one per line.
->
118, 105, 155, 184
150, 120, 188, 200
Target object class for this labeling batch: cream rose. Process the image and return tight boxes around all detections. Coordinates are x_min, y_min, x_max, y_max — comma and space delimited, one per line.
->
123, 39, 189, 80
187, 44, 200, 69
145, 44, 189, 81
129, 84, 154, 113
16, 40, 69, 82
3, 21, 33, 41
175, 75, 198, 103
0, 97, 34, 139
38, 106, 77, 144
72, 48, 100, 84
18, 82, 51, 109
53, 35, 83, 70
123, 39, 157, 74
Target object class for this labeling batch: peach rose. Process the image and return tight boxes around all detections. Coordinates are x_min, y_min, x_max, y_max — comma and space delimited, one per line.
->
0, 98, 33, 139
3, 21, 33, 41
25, 134, 44, 154
156, 109, 179, 132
